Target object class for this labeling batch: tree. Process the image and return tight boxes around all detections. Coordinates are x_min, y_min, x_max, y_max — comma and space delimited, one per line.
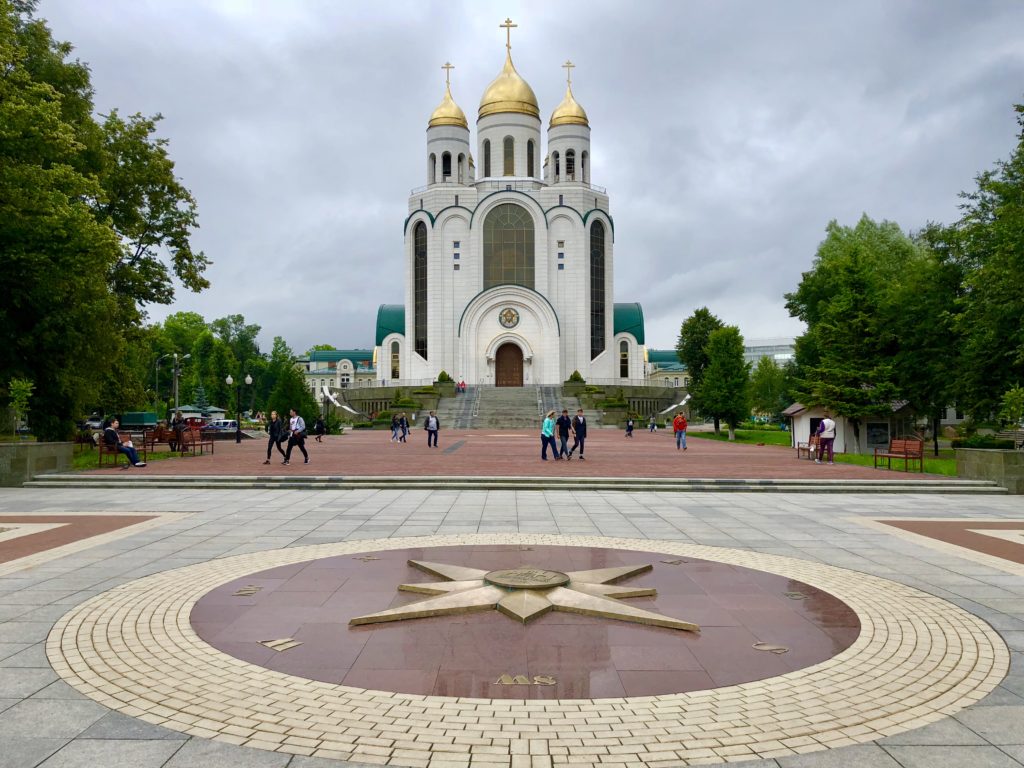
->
949, 104, 1024, 418
192, 384, 210, 416
748, 357, 788, 422
676, 307, 725, 431
267, 365, 318, 428
698, 327, 750, 440
7, 377, 34, 434
306, 344, 337, 356
786, 217, 908, 450
0, 1, 122, 440
211, 314, 261, 372
1001, 386, 1024, 427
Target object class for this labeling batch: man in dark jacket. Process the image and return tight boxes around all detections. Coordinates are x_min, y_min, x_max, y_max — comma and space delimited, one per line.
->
567, 409, 588, 461
424, 411, 440, 447
103, 418, 145, 467
264, 410, 287, 464
555, 409, 572, 458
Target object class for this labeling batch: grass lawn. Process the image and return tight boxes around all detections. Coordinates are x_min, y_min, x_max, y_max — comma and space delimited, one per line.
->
688, 429, 794, 447
832, 452, 957, 477
71, 446, 193, 471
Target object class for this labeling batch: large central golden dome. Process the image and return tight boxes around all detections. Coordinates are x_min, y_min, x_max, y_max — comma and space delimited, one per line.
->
479, 51, 539, 120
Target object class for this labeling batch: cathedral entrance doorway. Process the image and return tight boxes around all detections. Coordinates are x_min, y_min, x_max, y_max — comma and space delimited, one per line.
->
495, 343, 524, 387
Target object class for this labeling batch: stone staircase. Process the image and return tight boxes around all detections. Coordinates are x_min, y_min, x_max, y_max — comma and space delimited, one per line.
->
434, 386, 585, 429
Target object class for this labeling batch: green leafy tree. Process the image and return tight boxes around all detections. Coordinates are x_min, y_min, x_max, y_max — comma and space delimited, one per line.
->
786, 217, 907, 450
267, 365, 318, 427
0, 2, 122, 440
698, 327, 750, 440
949, 104, 1024, 418
1000, 385, 1024, 427
748, 357, 788, 422
7, 377, 34, 434
211, 314, 261, 371
676, 307, 724, 431
306, 343, 337, 356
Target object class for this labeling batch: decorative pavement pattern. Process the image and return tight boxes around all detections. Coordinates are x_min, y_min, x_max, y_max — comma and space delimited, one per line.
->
2, 487, 1024, 768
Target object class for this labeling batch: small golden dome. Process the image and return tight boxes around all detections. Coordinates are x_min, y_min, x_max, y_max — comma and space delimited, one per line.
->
549, 83, 589, 128
429, 83, 468, 129
479, 51, 539, 120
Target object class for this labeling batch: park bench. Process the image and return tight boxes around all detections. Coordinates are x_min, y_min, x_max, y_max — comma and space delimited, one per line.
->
796, 434, 820, 460
995, 430, 1024, 450
98, 431, 148, 468
143, 425, 190, 454
179, 427, 215, 456
873, 437, 925, 472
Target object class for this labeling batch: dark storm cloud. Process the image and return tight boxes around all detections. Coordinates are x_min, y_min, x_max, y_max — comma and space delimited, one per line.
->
40, 0, 1024, 352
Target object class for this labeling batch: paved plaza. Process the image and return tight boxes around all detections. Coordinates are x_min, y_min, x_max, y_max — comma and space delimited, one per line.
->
3, 479, 1024, 767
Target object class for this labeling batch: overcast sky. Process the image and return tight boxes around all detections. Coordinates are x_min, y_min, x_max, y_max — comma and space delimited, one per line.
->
40, 0, 1024, 354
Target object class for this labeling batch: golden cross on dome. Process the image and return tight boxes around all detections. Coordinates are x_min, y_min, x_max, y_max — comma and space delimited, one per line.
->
562, 60, 575, 86
500, 17, 517, 51
441, 61, 454, 86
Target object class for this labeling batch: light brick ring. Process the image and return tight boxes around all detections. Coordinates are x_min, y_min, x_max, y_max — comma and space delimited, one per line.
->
47, 534, 1008, 766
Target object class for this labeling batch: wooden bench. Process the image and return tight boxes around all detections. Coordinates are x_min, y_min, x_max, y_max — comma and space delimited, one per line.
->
796, 433, 820, 460
995, 430, 1024, 450
874, 437, 925, 472
179, 427, 215, 456
98, 431, 148, 468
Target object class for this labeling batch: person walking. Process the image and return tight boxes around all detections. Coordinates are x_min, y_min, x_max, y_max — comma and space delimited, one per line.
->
568, 409, 588, 460
313, 416, 326, 443
815, 411, 837, 465
540, 410, 558, 460
283, 408, 308, 465
264, 410, 287, 464
399, 413, 409, 443
673, 412, 688, 450
625, 417, 635, 438
424, 410, 440, 447
390, 413, 400, 443
648, 415, 657, 433
170, 410, 186, 452
556, 409, 572, 458
103, 418, 146, 467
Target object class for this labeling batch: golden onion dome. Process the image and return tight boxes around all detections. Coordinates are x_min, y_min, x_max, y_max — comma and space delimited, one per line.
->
479, 51, 539, 120
549, 83, 589, 128
428, 83, 468, 129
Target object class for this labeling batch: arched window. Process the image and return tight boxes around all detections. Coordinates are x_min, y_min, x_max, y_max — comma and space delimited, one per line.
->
566, 149, 576, 181
429, 153, 436, 184
457, 153, 465, 184
620, 340, 629, 378
483, 139, 491, 177
590, 220, 606, 359
442, 152, 452, 181
503, 136, 514, 176
414, 222, 428, 360
483, 203, 534, 289
527, 140, 535, 177
553, 151, 560, 182
390, 341, 400, 380
581, 150, 589, 183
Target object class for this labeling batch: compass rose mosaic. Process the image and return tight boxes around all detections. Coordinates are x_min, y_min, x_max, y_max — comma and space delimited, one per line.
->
350, 559, 700, 630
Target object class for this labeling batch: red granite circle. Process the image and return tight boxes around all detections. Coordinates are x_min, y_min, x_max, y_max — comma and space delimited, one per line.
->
190, 544, 860, 699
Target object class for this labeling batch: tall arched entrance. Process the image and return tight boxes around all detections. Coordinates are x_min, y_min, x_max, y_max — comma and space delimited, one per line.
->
495, 343, 524, 387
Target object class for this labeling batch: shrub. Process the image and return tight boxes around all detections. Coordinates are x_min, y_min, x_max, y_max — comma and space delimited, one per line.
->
951, 435, 1016, 450
567, 370, 585, 383
436, 370, 453, 383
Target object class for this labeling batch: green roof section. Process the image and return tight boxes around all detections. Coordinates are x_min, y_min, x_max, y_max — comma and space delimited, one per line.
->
309, 349, 374, 365
376, 304, 405, 346
613, 303, 645, 345
647, 348, 687, 372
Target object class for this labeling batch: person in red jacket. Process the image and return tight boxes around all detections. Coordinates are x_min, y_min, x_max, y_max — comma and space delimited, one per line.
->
672, 413, 688, 451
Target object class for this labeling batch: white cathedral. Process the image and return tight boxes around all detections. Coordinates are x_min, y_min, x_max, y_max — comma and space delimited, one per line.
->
374, 22, 646, 387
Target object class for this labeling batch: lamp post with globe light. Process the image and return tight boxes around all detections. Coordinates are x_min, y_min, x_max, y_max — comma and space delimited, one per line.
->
225, 373, 252, 444
172, 353, 191, 415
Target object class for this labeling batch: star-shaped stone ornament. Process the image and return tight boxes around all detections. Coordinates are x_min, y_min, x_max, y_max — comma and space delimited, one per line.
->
349, 560, 699, 632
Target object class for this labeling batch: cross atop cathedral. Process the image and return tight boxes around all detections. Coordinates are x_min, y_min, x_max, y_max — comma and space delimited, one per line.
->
442, 61, 454, 86
500, 18, 517, 51
562, 60, 575, 86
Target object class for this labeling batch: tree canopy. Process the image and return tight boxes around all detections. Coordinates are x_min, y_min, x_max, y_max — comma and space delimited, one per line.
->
697, 327, 750, 440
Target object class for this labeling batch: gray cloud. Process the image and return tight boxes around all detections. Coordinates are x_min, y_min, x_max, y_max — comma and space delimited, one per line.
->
40, 0, 1024, 353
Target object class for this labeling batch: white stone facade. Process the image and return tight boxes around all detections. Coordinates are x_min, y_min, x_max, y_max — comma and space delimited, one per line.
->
379, 49, 644, 386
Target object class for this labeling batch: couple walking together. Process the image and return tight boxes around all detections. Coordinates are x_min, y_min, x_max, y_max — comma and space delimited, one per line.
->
264, 409, 309, 465
541, 408, 587, 460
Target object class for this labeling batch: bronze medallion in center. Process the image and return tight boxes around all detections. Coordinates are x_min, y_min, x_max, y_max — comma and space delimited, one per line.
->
485, 567, 570, 589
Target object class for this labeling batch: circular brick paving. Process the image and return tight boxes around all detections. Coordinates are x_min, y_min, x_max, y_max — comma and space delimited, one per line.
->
47, 534, 1009, 766
190, 545, 861, 699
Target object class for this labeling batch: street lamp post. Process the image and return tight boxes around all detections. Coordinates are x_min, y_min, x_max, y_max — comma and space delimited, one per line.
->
225, 373, 253, 444
172, 353, 191, 415
155, 354, 170, 415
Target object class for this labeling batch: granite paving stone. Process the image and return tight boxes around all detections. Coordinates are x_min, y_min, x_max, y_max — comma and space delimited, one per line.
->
882, 745, 1024, 767
0, 738, 69, 768
35, 739, 184, 768
954, 706, 1024, 745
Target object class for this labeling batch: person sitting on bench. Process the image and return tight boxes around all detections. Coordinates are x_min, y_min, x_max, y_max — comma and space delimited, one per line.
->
103, 418, 146, 467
